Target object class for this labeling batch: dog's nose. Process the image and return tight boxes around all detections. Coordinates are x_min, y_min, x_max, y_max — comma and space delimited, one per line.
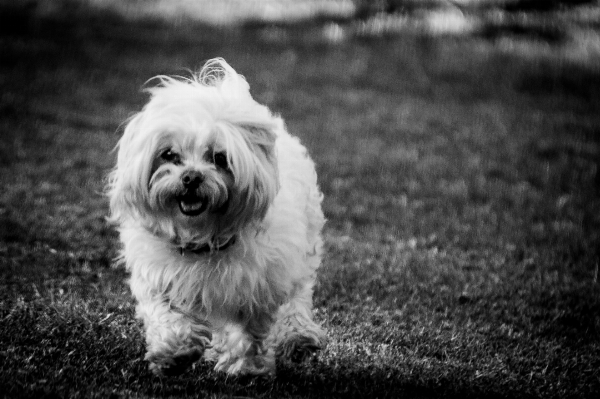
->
181, 170, 204, 187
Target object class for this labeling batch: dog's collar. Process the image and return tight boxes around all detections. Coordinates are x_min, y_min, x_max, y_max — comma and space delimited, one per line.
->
179, 235, 237, 255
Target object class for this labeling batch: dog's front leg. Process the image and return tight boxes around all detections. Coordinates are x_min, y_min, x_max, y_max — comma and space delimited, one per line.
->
136, 295, 211, 376
212, 312, 276, 375
267, 280, 327, 363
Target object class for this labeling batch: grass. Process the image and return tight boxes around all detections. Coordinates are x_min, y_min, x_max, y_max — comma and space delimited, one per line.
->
1, 2, 600, 398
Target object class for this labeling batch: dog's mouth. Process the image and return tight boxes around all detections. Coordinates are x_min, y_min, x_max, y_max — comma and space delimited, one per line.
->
177, 193, 207, 217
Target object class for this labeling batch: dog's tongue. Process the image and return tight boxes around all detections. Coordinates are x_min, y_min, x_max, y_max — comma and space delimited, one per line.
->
179, 199, 205, 216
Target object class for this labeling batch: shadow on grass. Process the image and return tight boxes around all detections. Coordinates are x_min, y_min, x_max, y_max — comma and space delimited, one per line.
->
0, 290, 498, 399
94, 352, 492, 399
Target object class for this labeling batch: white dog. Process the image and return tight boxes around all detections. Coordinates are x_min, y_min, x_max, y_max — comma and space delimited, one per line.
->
107, 58, 326, 376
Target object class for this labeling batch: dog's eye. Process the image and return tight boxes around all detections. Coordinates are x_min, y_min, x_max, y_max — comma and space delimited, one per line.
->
212, 152, 229, 170
160, 149, 181, 164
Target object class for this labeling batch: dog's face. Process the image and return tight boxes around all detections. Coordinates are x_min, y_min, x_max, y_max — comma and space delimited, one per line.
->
109, 59, 280, 248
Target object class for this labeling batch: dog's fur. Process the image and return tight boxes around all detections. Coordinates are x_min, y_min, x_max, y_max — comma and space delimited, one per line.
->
107, 58, 326, 376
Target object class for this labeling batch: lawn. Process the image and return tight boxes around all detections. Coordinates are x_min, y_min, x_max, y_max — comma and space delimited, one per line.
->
1, 2, 599, 398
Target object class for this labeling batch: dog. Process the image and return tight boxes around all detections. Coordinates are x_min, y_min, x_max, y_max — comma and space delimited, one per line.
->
107, 58, 326, 376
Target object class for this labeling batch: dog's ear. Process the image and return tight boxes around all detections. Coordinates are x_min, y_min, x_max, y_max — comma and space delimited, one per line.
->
241, 124, 280, 224
242, 125, 277, 162
213, 120, 280, 232
107, 113, 152, 223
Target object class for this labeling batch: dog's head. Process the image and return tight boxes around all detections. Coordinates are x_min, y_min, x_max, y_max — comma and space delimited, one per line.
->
108, 58, 280, 248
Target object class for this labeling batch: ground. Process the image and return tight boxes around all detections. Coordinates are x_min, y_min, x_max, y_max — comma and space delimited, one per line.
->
0, 1, 599, 398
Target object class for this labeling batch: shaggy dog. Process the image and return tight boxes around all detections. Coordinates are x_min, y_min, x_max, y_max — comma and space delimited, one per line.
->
107, 58, 326, 376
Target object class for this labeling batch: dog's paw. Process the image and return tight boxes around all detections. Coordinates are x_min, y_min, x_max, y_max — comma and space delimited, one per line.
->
214, 351, 275, 376
277, 332, 326, 363
146, 347, 202, 376
212, 339, 275, 376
